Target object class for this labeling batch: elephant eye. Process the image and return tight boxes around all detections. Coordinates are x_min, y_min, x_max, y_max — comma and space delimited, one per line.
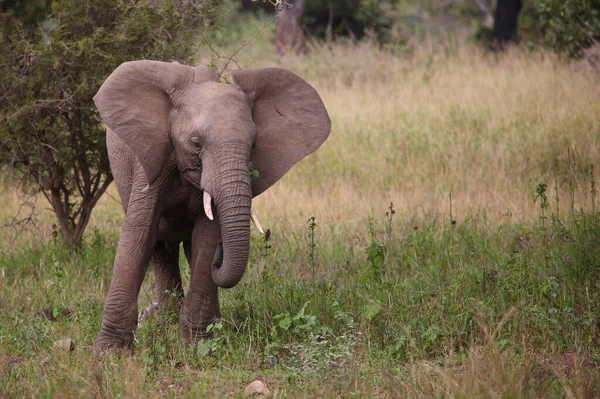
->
190, 137, 203, 150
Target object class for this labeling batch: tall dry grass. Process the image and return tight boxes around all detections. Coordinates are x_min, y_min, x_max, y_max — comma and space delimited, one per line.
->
245, 41, 600, 232
1, 40, 599, 245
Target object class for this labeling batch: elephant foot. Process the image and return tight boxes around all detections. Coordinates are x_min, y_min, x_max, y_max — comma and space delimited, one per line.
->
92, 330, 135, 354
179, 314, 218, 345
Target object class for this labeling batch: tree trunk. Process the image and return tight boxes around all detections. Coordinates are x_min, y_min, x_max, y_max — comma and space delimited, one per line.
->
49, 176, 112, 248
275, 0, 307, 55
492, 0, 522, 46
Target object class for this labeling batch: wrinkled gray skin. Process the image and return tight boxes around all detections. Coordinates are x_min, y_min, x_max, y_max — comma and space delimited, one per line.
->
93, 61, 331, 351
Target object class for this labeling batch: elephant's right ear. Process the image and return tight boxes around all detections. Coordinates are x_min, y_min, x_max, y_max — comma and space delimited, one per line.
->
232, 68, 331, 197
94, 60, 217, 186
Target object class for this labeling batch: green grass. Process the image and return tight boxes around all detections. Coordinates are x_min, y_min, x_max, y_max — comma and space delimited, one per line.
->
1, 197, 600, 397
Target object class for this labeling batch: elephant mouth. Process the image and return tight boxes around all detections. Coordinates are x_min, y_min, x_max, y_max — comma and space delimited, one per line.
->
181, 167, 202, 188
202, 191, 264, 234
180, 162, 202, 177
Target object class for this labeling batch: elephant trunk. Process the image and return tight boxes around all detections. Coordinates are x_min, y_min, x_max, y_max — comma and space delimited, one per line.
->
211, 158, 252, 288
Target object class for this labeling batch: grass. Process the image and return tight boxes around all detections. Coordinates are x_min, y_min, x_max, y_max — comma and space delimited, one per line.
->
2, 200, 600, 397
2, 14, 600, 397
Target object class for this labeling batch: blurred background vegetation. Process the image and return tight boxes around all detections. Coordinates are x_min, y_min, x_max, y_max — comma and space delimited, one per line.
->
237, 0, 600, 58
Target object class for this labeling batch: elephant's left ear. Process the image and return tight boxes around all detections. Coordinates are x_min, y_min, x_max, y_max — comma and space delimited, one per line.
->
232, 68, 331, 197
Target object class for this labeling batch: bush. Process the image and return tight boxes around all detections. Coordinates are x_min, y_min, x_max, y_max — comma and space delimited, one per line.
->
534, 0, 600, 58
302, 0, 395, 42
0, 0, 221, 247
512, 0, 600, 58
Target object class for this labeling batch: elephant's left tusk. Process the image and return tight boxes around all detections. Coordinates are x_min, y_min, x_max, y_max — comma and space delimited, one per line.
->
250, 208, 264, 234
204, 191, 214, 220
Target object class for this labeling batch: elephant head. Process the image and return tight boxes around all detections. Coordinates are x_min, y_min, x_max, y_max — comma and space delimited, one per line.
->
93, 60, 331, 288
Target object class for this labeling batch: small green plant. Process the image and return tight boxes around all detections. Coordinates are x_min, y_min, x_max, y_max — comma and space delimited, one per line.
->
49, 224, 66, 319
139, 314, 178, 370
363, 217, 386, 281
137, 290, 184, 370
266, 302, 358, 378
567, 147, 578, 221
590, 164, 596, 215
449, 191, 456, 226
362, 299, 382, 322
195, 322, 225, 357
532, 182, 549, 226
385, 202, 395, 242
307, 216, 317, 281
249, 161, 260, 181
553, 170, 561, 222
262, 228, 272, 261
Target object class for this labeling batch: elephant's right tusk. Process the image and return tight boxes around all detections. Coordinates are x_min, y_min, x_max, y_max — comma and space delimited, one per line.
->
204, 191, 214, 220
250, 208, 264, 234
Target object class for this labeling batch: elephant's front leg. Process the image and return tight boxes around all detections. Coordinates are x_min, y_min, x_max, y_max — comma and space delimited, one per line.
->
94, 188, 160, 352
180, 217, 221, 345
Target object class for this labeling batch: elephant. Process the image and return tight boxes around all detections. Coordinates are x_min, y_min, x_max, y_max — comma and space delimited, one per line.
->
92, 60, 331, 351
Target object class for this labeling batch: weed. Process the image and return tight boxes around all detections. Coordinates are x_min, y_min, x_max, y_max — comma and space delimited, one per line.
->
532, 182, 550, 226
261, 228, 271, 262
590, 164, 596, 214
449, 191, 456, 225
384, 201, 395, 243
307, 216, 317, 286
138, 311, 179, 370
266, 302, 358, 379
363, 217, 386, 281
307, 216, 317, 265
49, 224, 67, 319
195, 322, 225, 357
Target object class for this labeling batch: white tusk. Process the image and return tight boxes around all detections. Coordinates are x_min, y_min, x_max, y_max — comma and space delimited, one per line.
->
250, 208, 264, 234
203, 191, 214, 220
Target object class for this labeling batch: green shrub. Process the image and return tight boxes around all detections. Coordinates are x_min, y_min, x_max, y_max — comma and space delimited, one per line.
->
535, 0, 600, 58
517, 0, 600, 58
0, 0, 221, 247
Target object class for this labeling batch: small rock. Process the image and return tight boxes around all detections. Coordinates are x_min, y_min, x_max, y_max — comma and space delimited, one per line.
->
52, 338, 75, 352
244, 380, 270, 396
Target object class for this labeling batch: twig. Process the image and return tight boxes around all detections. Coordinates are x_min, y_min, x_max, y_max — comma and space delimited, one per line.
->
217, 35, 258, 77
0, 177, 43, 245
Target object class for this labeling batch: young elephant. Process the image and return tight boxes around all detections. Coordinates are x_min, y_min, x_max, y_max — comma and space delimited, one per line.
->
93, 61, 331, 351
